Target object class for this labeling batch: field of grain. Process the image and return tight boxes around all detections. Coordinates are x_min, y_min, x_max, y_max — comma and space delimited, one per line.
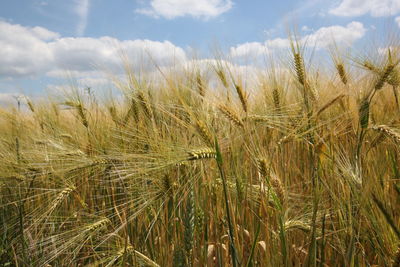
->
1, 39, 400, 266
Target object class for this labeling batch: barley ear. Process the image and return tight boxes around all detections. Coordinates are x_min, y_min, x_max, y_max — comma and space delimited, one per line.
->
234, 82, 248, 113
375, 64, 395, 90
187, 148, 217, 161
336, 63, 348, 85
218, 104, 244, 127
359, 98, 370, 129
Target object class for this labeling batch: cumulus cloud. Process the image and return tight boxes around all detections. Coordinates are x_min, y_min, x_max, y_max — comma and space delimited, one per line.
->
265, 38, 290, 49
0, 21, 57, 77
230, 42, 269, 59
49, 37, 120, 72
230, 22, 366, 60
0, 21, 187, 80
31, 26, 60, 40
0, 19, 366, 83
330, 0, 400, 17
229, 38, 293, 61
304, 21, 366, 48
49, 37, 186, 74
135, 0, 233, 19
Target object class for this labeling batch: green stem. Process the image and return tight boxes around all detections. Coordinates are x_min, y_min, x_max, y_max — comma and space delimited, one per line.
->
215, 138, 238, 267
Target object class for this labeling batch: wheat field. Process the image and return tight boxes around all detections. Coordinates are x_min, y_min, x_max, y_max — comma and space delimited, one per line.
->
1, 38, 400, 266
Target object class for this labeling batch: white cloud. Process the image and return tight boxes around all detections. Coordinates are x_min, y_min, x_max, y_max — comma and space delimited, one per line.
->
304, 21, 366, 48
75, 0, 90, 36
0, 21, 57, 77
265, 38, 290, 49
230, 42, 269, 59
229, 38, 290, 61
48, 37, 186, 73
230, 22, 366, 60
0, 21, 187, 80
49, 37, 121, 72
330, 0, 400, 17
31, 26, 60, 40
135, 0, 233, 19
396, 16, 400, 27
0, 20, 366, 84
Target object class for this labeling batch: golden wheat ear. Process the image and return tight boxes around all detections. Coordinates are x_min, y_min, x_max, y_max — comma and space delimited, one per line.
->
375, 63, 396, 90
233, 81, 248, 113
336, 63, 348, 85
187, 148, 216, 161
194, 119, 214, 147
371, 125, 400, 144
217, 104, 244, 127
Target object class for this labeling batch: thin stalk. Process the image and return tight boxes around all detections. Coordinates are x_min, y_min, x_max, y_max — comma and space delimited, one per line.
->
246, 220, 261, 267
392, 85, 400, 113
215, 138, 239, 267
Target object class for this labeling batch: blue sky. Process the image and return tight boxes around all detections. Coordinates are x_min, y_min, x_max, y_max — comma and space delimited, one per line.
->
1, 0, 400, 103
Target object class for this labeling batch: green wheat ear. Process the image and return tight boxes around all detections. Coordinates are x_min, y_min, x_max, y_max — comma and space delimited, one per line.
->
359, 98, 370, 129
